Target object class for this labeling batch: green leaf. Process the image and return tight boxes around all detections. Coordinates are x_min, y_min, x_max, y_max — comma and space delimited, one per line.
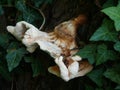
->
6, 48, 27, 71
15, 0, 27, 12
31, 0, 53, 7
16, 0, 41, 23
24, 56, 44, 77
96, 88, 104, 90
96, 44, 118, 65
87, 68, 104, 87
115, 85, 120, 90
118, 0, 120, 5
7, 42, 20, 49
102, 0, 116, 9
24, 56, 33, 63
31, 58, 43, 77
23, 10, 40, 23
7, 0, 14, 5
102, 5, 120, 31
0, 5, 4, 15
0, 33, 9, 49
31, 0, 44, 7
85, 84, 94, 90
0, 61, 12, 81
114, 41, 120, 52
107, 50, 119, 60
16, 14, 23, 21
76, 44, 97, 64
90, 19, 118, 42
104, 68, 120, 84
96, 44, 107, 65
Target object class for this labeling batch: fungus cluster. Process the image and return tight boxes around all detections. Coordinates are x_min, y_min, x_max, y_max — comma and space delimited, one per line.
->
7, 15, 93, 81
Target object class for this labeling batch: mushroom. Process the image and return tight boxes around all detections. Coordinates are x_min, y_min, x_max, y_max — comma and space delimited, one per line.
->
7, 21, 40, 52
49, 56, 93, 81
7, 15, 93, 81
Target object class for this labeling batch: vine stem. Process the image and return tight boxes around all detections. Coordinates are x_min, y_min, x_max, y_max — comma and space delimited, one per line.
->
38, 9, 46, 30
1, 3, 46, 31
26, 3, 46, 31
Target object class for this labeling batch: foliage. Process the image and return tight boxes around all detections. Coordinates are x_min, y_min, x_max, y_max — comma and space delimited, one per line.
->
6, 47, 27, 71
102, 2, 120, 31
24, 56, 45, 77
87, 68, 105, 87
0, 0, 120, 90
77, 0, 120, 89
0, 0, 52, 80
90, 19, 118, 42
77, 44, 97, 64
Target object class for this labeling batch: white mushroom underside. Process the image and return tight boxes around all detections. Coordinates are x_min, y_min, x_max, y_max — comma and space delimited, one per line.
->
7, 21, 93, 81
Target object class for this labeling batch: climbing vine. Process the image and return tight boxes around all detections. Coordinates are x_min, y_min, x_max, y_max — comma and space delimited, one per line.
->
0, 0, 120, 90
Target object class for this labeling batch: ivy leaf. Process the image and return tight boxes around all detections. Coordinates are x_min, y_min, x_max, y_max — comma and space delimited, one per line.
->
6, 48, 27, 72
114, 41, 120, 52
90, 19, 118, 42
96, 88, 104, 90
7, 0, 14, 5
31, 0, 53, 7
96, 44, 118, 65
0, 5, 4, 15
115, 85, 120, 90
23, 12, 36, 23
31, 58, 44, 77
104, 68, 120, 84
0, 61, 12, 81
7, 42, 20, 49
102, 5, 120, 31
15, 0, 41, 23
15, 0, 27, 12
24, 56, 33, 63
118, 0, 120, 6
96, 44, 107, 65
76, 44, 97, 64
0, 33, 9, 49
24, 56, 44, 77
23, 10, 40, 23
85, 84, 94, 90
31, 0, 44, 7
96, 87, 113, 90
87, 68, 104, 87
102, 0, 116, 9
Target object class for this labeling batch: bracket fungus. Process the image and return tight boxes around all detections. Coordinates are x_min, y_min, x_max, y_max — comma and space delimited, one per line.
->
7, 15, 93, 81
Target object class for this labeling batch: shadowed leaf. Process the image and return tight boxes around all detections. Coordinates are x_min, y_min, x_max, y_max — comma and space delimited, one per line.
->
114, 41, 120, 52
77, 44, 97, 64
6, 48, 27, 71
102, 5, 120, 31
87, 68, 104, 87
96, 44, 118, 65
104, 68, 120, 84
90, 19, 118, 42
